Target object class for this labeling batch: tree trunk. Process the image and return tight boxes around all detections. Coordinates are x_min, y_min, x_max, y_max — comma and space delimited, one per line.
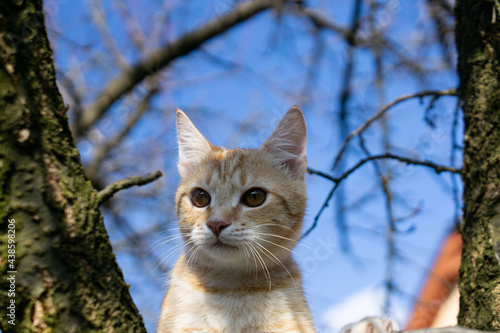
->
0, 1, 146, 332
456, 0, 500, 330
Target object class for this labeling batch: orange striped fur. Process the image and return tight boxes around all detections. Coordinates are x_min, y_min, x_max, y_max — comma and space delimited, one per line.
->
157, 107, 315, 332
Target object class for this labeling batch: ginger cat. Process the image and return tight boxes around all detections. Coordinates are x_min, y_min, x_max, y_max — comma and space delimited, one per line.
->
157, 106, 315, 332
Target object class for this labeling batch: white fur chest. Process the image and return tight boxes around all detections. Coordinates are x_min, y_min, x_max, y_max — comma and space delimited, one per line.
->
167, 276, 297, 332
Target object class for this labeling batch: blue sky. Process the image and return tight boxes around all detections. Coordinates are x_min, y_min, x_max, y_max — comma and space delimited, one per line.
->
45, 0, 460, 331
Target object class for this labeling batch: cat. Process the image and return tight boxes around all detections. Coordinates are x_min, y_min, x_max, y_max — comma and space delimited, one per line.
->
157, 106, 315, 332
157, 106, 398, 333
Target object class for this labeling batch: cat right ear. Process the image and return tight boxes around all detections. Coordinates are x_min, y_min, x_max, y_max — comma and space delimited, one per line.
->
176, 109, 213, 178
259, 106, 307, 179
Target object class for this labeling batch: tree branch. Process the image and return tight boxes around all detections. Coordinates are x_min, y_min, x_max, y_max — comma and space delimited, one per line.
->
78, 0, 284, 136
90, 0, 129, 69
97, 170, 163, 205
307, 167, 338, 182
374, 153, 461, 174
292, 5, 433, 84
332, 88, 459, 169
86, 81, 160, 180
290, 5, 348, 35
303, 154, 460, 238
308, 153, 460, 184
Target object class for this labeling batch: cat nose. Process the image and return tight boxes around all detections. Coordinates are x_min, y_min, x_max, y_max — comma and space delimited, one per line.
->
206, 220, 230, 237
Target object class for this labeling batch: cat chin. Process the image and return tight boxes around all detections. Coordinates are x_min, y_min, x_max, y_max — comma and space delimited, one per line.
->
211, 240, 239, 250
204, 242, 242, 258
195, 244, 252, 268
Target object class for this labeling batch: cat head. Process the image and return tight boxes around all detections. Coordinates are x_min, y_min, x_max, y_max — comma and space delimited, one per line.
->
175, 106, 307, 270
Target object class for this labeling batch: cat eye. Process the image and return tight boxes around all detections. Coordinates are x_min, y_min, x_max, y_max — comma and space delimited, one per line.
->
191, 188, 211, 208
241, 188, 266, 207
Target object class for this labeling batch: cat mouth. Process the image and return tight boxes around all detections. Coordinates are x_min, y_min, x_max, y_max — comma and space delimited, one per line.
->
212, 240, 238, 250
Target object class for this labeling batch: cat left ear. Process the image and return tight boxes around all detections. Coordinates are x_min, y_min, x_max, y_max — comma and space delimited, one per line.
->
259, 106, 307, 179
176, 109, 213, 178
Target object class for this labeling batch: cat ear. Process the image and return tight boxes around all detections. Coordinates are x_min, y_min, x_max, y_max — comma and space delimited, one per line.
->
259, 106, 307, 179
176, 109, 213, 178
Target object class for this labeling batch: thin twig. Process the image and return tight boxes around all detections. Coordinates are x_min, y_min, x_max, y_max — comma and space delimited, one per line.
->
307, 167, 338, 182
78, 0, 289, 137
309, 153, 461, 184
303, 154, 460, 239
330, 0, 363, 252
425, 0, 455, 67
332, 88, 459, 169
392, 206, 422, 224
90, 0, 129, 69
360, 138, 397, 316
365, 6, 396, 312
376, 153, 461, 174
97, 170, 163, 205
301, 182, 340, 239
299, 32, 324, 103
291, 5, 348, 36
87, 82, 160, 179
113, 0, 147, 51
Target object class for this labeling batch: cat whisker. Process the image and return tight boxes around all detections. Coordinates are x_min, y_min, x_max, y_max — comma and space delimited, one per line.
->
155, 239, 195, 273
150, 228, 184, 244
259, 222, 299, 235
148, 230, 177, 242
183, 245, 201, 275
252, 241, 297, 290
242, 241, 260, 281
148, 232, 183, 245
157, 227, 182, 235
141, 235, 185, 273
254, 231, 314, 251
146, 234, 184, 258
154, 245, 185, 274
241, 242, 251, 275
254, 232, 298, 243
246, 241, 272, 292
258, 223, 297, 233
151, 236, 187, 260
150, 239, 185, 273
253, 236, 295, 254
182, 241, 201, 273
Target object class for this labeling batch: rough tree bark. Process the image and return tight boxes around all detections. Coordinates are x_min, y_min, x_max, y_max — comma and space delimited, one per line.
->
0, 1, 147, 332
456, 0, 500, 330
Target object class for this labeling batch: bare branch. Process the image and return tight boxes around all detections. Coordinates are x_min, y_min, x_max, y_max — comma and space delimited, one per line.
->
293, 5, 434, 84
328, 0, 364, 252
290, 5, 347, 35
307, 167, 338, 182
425, 0, 455, 66
113, 0, 147, 51
301, 181, 340, 239
373, 153, 461, 174
86, 82, 160, 180
364, 2, 397, 310
97, 170, 163, 205
299, 33, 324, 103
303, 153, 460, 239
332, 88, 459, 169
308, 153, 460, 184
78, 0, 284, 136
90, 0, 129, 69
